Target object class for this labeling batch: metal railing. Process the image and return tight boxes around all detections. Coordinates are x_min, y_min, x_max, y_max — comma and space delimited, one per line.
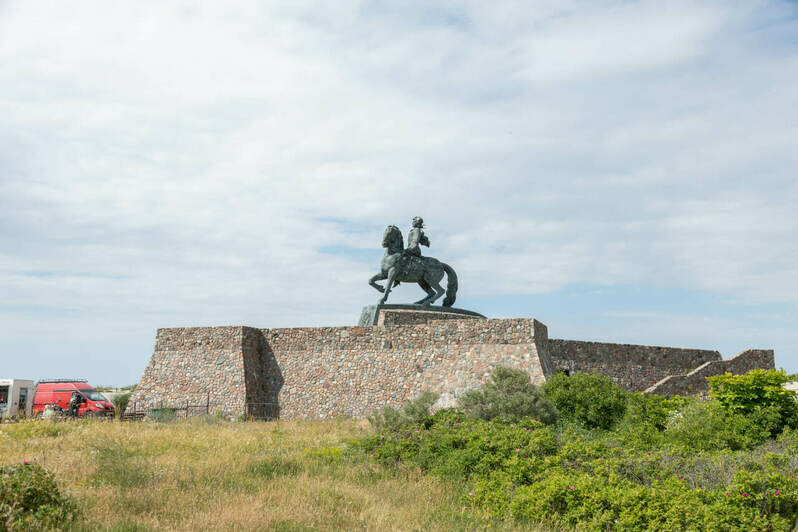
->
122, 397, 280, 421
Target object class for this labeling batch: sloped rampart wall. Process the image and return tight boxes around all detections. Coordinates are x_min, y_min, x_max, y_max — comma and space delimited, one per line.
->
644, 349, 775, 397
548, 339, 722, 391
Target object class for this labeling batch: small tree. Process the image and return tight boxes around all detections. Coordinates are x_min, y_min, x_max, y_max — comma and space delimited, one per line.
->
707, 369, 798, 436
112, 392, 132, 418
458, 366, 558, 424
542, 372, 627, 430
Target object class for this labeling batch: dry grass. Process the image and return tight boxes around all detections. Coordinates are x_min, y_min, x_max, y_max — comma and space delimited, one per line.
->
0, 418, 545, 531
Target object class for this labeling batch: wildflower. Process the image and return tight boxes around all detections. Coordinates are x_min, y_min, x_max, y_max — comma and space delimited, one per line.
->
743, 493, 750, 498
775, 490, 781, 496
515, 448, 520, 453
599, 458, 603, 462
22, 459, 31, 465
726, 493, 730, 497
468, 492, 473, 497
569, 486, 575, 490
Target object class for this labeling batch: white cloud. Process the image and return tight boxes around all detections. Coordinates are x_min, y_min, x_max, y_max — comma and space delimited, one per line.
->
1, 0, 797, 382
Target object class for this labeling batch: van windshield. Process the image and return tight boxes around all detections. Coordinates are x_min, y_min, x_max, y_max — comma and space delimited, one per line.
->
80, 389, 108, 402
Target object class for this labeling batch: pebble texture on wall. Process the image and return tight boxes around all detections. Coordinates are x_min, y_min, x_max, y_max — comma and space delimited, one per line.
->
130, 326, 251, 414
644, 349, 775, 396
262, 318, 552, 418
129, 316, 776, 419
547, 339, 722, 391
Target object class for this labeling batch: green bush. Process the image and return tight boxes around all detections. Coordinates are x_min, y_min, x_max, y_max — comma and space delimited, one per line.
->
0, 462, 79, 529
112, 391, 132, 418
458, 366, 558, 424
368, 391, 438, 431
542, 372, 627, 430
708, 369, 798, 436
358, 413, 798, 530
355, 368, 798, 530
623, 392, 690, 431
663, 399, 769, 451
506, 473, 792, 530
358, 369, 798, 531
362, 415, 558, 480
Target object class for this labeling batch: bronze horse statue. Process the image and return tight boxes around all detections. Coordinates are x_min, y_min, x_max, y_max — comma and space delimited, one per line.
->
368, 225, 458, 306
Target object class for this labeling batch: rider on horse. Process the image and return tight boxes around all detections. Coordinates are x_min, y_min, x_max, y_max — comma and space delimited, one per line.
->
369, 217, 458, 306
405, 216, 429, 259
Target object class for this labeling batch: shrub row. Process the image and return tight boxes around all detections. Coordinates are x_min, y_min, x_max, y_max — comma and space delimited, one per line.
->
359, 367, 798, 530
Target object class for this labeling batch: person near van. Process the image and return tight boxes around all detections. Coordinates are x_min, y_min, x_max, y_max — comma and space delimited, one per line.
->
69, 391, 82, 417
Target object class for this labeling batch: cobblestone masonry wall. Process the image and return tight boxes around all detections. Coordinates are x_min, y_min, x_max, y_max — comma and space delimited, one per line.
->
130, 318, 776, 418
548, 339, 722, 391
130, 327, 249, 414
261, 318, 551, 419
644, 349, 775, 397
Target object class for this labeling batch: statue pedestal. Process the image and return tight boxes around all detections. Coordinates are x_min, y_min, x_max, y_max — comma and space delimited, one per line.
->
358, 304, 487, 326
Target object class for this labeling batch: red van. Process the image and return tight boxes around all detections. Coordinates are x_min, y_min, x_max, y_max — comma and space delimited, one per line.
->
32, 380, 115, 417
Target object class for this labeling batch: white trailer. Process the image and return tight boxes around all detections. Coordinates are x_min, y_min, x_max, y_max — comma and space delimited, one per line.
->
0, 379, 35, 418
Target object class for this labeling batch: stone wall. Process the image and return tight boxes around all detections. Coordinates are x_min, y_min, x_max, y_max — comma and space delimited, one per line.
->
131, 318, 553, 418
130, 327, 250, 414
644, 349, 776, 397
260, 318, 551, 419
547, 339, 721, 391
130, 317, 776, 419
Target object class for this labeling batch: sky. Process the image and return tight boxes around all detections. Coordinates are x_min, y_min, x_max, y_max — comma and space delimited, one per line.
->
1, 0, 797, 386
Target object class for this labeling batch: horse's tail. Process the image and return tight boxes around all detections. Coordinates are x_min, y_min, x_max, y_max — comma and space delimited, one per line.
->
442, 263, 458, 307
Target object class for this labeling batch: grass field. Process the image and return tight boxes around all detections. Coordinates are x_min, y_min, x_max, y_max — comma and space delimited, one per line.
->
0, 418, 545, 531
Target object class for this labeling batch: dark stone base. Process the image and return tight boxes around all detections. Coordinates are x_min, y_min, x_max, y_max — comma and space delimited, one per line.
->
358, 304, 487, 326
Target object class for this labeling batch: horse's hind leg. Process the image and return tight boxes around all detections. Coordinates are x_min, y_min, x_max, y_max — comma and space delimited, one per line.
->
426, 280, 447, 306
414, 280, 436, 305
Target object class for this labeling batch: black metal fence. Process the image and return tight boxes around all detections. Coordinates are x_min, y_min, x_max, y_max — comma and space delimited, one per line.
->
122, 397, 279, 421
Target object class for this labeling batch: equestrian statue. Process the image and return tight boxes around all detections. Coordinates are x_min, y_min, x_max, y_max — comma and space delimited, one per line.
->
368, 216, 458, 306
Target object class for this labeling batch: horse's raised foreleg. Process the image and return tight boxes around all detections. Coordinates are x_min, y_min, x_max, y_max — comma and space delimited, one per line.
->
378, 269, 397, 305
369, 272, 387, 293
